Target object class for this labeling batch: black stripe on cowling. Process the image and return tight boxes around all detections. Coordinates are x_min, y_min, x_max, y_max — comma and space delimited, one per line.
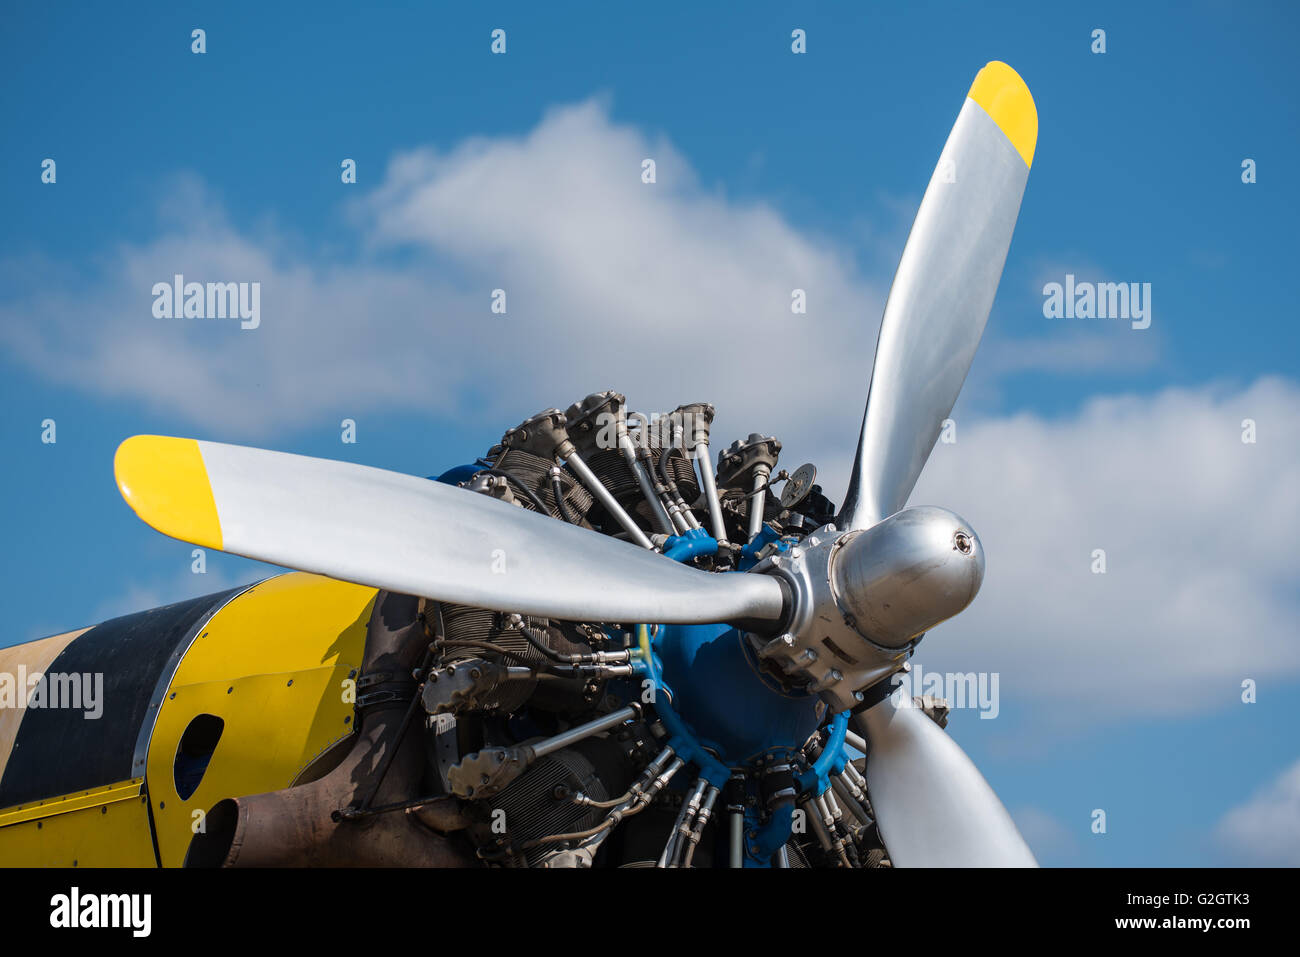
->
0, 587, 242, 808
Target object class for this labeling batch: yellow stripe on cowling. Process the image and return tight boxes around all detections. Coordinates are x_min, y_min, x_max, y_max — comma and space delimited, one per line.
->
967, 61, 1038, 168
114, 436, 223, 550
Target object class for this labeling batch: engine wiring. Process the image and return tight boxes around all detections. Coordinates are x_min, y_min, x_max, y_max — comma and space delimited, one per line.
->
416, 395, 889, 869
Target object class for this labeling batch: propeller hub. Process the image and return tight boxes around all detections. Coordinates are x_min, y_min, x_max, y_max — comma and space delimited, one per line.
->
830, 505, 984, 650
750, 506, 984, 712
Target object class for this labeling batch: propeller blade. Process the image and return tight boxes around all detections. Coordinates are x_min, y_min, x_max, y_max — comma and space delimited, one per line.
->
853, 695, 1037, 867
840, 62, 1037, 530
113, 436, 786, 625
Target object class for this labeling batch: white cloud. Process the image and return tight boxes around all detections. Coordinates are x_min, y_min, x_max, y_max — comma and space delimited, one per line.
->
0, 99, 881, 454
1214, 759, 1300, 865
0, 194, 467, 436
909, 376, 1300, 724
980, 330, 1161, 377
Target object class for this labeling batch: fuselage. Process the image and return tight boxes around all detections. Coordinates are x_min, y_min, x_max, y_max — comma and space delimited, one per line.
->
0, 573, 374, 867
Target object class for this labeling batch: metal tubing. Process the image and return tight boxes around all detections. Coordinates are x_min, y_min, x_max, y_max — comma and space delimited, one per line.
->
658, 778, 704, 867
620, 429, 675, 535
831, 775, 872, 826
694, 442, 728, 542
682, 785, 720, 868
803, 798, 835, 852
669, 778, 709, 867
843, 761, 868, 791
564, 450, 654, 549
531, 705, 638, 760
675, 780, 711, 866
747, 464, 770, 543
729, 809, 745, 868
822, 790, 846, 827
664, 420, 702, 531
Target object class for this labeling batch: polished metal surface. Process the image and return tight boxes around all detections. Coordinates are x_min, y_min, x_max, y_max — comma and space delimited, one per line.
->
191, 440, 786, 624
693, 441, 728, 541
531, 705, 640, 760
728, 807, 744, 868
840, 99, 1031, 531
750, 525, 901, 712
747, 465, 770, 542
855, 696, 1037, 867
749, 507, 983, 711
830, 505, 984, 649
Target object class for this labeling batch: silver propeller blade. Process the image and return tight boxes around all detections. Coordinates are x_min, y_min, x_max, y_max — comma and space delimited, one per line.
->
113, 435, 786, 624
854, 695, 1037, 867
840, 62, 1037, 530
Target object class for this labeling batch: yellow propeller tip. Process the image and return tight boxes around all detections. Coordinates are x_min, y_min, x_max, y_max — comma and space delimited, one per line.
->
114, 435, 224, 550
968, 61, 1037, 168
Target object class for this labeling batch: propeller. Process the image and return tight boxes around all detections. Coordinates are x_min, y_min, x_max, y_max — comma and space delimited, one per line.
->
840, 60, 1036, 531
854, 696, 1036, 867
113, 435, 786, 626
113, 61, 1038, 867
838, 60, 1038, 866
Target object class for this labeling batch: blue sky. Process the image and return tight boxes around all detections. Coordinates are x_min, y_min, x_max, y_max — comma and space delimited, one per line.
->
2, 1, 1298, 866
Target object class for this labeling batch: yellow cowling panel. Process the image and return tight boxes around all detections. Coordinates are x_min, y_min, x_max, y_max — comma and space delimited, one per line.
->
0, 779, 156, 867
144, 572, 376, 866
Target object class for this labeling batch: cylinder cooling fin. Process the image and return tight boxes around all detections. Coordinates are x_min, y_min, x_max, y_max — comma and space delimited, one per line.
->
412, 391, 903, 870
